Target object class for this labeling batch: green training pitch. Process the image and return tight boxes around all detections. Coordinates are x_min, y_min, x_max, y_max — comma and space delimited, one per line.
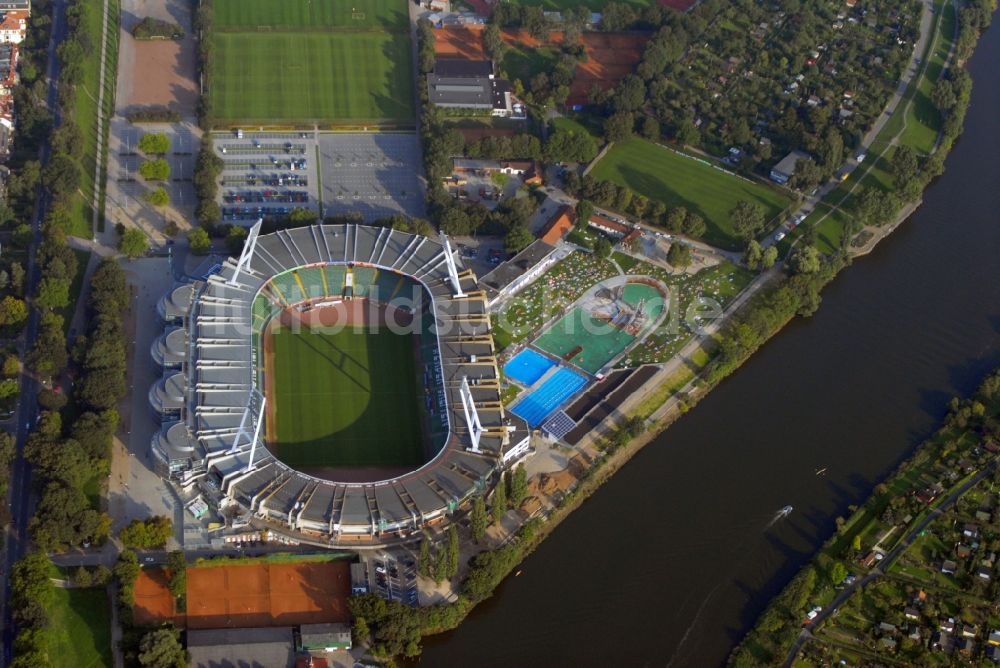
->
268, 324, 423, 469
589, 138, 793, 251
211, 32, 414, 123
213, 0, 408, 32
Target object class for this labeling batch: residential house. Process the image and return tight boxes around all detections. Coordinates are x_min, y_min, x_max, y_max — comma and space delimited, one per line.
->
298, 623, 352, 652
932, 631, 956, 654
0, 10, 26, 44
878, 622, 897, 634
769, 150, 811, 185
976, 510, 992, 522
941, 559, 958, 575
904, 607, 920, 621
978, 565, 993, 580
957, 544, 973, 559
960, 623, 978, 638
964, 523, 980, 539
940, 618, 957, 634
988, 629, 1000, 646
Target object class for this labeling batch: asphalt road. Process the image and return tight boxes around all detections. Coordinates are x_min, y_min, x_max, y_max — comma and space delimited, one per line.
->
1, 0, 69, 661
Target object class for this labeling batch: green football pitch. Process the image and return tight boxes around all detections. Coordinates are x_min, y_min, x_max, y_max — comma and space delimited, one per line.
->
589, 138, 793, 251
213, 0, 409, 31
212, 32, 414, 123
267, 324, 423, 469
208, 0, 414, 124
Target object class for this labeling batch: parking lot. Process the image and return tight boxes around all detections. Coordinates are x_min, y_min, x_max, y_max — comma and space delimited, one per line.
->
365, 551, 418, 607
213, 131, 321, 223
318, 133, 425, 222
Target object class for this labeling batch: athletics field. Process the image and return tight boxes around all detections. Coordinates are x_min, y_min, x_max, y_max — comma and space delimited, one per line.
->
208, 0, 414, 124
264, 312, 423, 470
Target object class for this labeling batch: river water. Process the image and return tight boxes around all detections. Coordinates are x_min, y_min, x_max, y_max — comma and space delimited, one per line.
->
419, 16, 1000, 668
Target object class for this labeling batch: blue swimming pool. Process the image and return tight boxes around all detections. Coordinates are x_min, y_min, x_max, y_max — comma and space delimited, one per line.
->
503, 349, 556, 387
511, 367, 588, 428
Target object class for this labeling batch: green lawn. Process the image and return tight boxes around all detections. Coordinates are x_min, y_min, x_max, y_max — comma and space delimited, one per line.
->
45, 586, 112, 668
71, 0, 119, 238
902, 0, 956, 154
211, 31, 414, 123
214, 0, 408, 31
552, 113, 603, 140
589, 139, 793, 250
268, 323, 422, 468
501, 44, 559, 86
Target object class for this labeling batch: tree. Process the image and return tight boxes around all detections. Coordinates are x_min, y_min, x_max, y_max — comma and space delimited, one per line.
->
492, 473, 507, 525
504, 224, 533, 253
418, 534, 432, 578
446, 525, 459, 579
931, 78, 957, 112
483, 23, 508, 62
42, 154, 81, 202
730, 200, 766, 242
35, 276, 70, 310
0, 295, 28, 326
789, 158, 823, 192
138, 627, 187, 668
138, 133, 170, 155
744, 239, 763, 270
144, 187, 170, 207
603, 112, 634, 143
139, 158, 171, 181
166, 550, 186, 599
575, 200, 594, 229
188, 227, 211, 255
761, 245, 778, 269
509, 465, 528, 509
890, 145, 919, 191
829, 561, 848, 585
72, 566, 93, 588
789, 246, 821, 274
119, 227, 149, 258
640, 115, 660, 141
119, 516, 173, 549
225, 225, 247, 256
683, 211, 706, 239
666, 243, 692, 268
432, 543, 447, 583
594, 237, 613, 258
543, 129, 598, 164
470, 495, 488, 543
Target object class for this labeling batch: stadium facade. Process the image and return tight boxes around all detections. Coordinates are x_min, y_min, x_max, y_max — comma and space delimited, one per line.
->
151, 223, 530, 544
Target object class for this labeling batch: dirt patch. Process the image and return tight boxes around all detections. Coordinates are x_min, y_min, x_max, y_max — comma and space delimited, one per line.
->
134, 568, 180, 626
118, 0, 198, 113
134, 561, 352, 629
433, 26, 487, 60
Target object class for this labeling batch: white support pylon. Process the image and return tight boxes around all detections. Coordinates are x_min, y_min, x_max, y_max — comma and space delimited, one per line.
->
228, 218, 263, 286
439, 233, 466, 298
460, 376, 484, 453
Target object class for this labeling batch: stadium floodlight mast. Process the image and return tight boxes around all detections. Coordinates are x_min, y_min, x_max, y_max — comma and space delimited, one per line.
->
439, 233, 466, 298
228, 388, 267, 472
228, 218, 263, 286
460, 375, 484, 453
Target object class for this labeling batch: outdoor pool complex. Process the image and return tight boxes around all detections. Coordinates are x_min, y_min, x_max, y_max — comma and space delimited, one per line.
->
511, 367, 588, 428
535, 282, 665, 375
503, 348, 556, 386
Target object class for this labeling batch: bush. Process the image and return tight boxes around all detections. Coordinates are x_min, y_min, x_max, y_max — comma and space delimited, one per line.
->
138, 133, 170, 155
188, 228, 211, 255
132, 16, 183, 40
139, 159, 170, 181
144, 187, 169, 207
127, 107, 181, 123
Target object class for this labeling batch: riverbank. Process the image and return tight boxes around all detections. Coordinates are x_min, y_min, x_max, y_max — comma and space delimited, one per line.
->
729, 367, 1000, 665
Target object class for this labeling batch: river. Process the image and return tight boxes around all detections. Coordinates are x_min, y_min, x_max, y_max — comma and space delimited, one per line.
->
418, 15, 1000, 668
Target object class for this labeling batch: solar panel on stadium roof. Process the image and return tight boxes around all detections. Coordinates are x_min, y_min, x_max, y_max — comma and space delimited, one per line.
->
541, 411, 577, 441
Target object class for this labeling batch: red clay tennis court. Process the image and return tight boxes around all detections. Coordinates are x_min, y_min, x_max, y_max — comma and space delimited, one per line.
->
134, 560, 352, 629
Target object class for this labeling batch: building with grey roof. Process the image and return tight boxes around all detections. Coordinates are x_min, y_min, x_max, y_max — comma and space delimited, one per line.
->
188, 627, 295, 668
152, 224, 530, 544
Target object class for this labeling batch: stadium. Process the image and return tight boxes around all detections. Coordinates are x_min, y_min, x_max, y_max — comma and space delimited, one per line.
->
151, 223, 530, 544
